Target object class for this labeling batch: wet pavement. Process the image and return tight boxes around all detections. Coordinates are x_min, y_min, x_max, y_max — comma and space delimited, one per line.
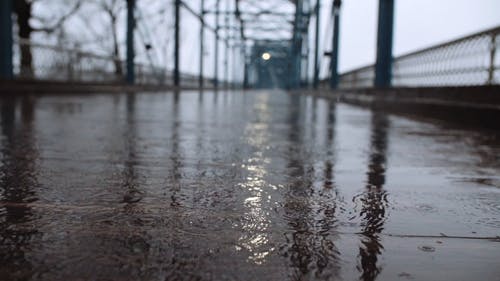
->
0, 90, 499, 281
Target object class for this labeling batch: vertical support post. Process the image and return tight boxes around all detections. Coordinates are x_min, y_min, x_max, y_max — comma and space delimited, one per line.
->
174, 0, 181, 87
231, 42, 236, 88
313, 0, 321, 89
291, 0, 303, 89
304, 45, 310, 88
0, 0, 13, 80
243, 44, 248, 88
488, 32, 497, 85
199, 0, 205, 89
374, 0, 394, 88
330, 0, 341, 89
214, 0, 220, 88
126, 0, 135, 84
224, 0, 229, 88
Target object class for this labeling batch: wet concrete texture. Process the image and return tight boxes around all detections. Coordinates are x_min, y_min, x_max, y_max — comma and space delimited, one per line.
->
0, 90, 499, 281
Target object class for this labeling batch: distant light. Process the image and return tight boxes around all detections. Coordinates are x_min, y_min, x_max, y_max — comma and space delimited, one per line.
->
261, 52, 271, 60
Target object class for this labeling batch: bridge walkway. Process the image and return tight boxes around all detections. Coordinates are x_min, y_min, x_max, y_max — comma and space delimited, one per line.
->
0, 89, 499, 281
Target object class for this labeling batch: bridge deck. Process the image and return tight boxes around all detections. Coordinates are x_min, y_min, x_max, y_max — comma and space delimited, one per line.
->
0, 90, 499, 280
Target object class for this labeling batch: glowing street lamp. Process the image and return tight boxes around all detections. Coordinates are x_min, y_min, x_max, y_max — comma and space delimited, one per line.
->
261, 52, 271, 60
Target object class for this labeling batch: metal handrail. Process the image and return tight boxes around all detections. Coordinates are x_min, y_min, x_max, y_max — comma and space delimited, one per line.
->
336, 25, 500, 88
396, 26, 500, 61
12, 38, 210, 87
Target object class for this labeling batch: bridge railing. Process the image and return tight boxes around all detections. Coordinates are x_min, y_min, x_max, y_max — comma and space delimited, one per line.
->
12, 39, 211, 87
338, 26, 500, 88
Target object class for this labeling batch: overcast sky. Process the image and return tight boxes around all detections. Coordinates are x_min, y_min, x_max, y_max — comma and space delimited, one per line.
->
336, 0, 500, 72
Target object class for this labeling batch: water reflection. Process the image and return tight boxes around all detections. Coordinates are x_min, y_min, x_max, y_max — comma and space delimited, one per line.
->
1, 90, 498, 280
324, 101, 335, 189
356, 110, 390, 281
169, 91, 183, 206
314, 100, 341, 280
0, 97, 39, 279
238, 93, 272, 264
122, 93, 142, 205
282, 96, 340, 280
164, 91, 206, 280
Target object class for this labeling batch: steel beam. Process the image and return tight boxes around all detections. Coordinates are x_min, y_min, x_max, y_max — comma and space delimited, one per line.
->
205, 10, 292, 17
243, 46, 249, 89
224, 0, 229, 88
174, 0, 181, 86
180, 1, 217, 33
199, 0, 205, 88
235, 0, 246, 40
231, 40, 236, 88
313, 0, 320, 89
214, 0, 220, 88
374, 0, 394, 88
126, 0, 135, 84
0, 0, 13, 79
330, 0, 341, 89
290, 0, 304, 89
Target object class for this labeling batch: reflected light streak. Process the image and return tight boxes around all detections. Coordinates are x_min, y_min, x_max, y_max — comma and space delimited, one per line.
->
237, 94, 274, 264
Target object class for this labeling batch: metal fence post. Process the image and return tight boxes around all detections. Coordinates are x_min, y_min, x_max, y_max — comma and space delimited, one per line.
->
313, 0, 321, 89
174, 0, 180, 87
374, 0, 395, 88
330, 0, 341, 89
291, 0, 303, 89
488, 32, 497, 85
126, 0, 135, 85
0, 0, 13, 79
243, 44, 248, 88
67, 51, 74, 81
224, 0, 229, 88
214, 0, 220, 88
199, 0, 205, 89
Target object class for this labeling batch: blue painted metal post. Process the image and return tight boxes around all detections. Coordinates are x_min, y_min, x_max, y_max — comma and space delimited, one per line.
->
374, 0, 394, 88
243, 45, 248, 89
126, 0, 135, 84
174, 0, 180, 87
199, 0, 205, 88
291, 0, 303, 89
330, 0, 341, 89
214, 0, 220, 88
0, 0, 13, 79
312, 0, 321, 89
223, 0, 229, 88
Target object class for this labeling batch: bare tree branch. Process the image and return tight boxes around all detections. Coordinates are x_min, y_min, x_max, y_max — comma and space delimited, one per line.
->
31, 2, 82, 33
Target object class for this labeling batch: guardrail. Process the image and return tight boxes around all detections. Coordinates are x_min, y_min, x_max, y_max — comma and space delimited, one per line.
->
338, 26, 499, 88
12, 39, 217, 87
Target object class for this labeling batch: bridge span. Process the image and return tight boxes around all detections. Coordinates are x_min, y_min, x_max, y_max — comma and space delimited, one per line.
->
0, 0, 500, 280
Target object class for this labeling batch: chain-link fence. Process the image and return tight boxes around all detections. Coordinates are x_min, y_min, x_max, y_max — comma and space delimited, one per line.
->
12, 39, 224, 87
12, 39, 207, 86
338, 26, 499, 88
